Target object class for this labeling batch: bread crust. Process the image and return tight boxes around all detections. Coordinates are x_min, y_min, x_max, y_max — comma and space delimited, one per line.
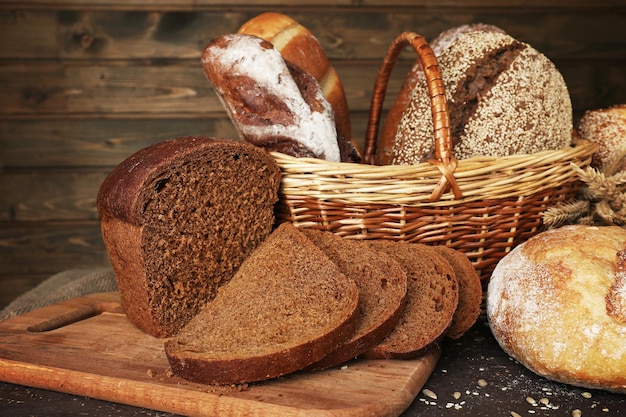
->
376, 24, 506, 166
97, 136, 224, 225
577, 104, 626, 175
487, 225, 626, 393
238, 12, 328, 81
99, 217, 162, 335
376, 57, 424, 165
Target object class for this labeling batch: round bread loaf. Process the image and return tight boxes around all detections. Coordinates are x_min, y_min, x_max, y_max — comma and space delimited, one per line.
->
577, 104, 626, 175
487, 225, 626, 393
381, 24, 573, 165
376, 24, 506, 165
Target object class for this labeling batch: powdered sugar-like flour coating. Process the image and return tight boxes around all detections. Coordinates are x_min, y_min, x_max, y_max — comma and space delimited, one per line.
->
487, 225, 626, 393
203, 34, 340, 162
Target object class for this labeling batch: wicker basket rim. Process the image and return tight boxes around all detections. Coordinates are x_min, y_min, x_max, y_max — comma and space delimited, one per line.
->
272, 139, 597, 174
272, 139, 597, 206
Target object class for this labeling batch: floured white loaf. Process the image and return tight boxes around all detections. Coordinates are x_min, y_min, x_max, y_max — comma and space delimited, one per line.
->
487, 225, 626, 393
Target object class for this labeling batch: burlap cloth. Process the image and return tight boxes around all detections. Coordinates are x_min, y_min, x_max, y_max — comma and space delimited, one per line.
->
0, 267, 118, 322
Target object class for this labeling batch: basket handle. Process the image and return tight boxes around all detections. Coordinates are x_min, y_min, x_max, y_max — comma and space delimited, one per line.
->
363, 32, 462, 201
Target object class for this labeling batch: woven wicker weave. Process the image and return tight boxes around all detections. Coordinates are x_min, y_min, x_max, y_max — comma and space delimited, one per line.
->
273, 32, 597, 281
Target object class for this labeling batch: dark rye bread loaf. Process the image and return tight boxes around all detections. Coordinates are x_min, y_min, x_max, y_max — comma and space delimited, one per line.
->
97, 136, 281, 338
363, 241, 459, 359
301, 229, 408, 370
379, 24, 572, 165
432, 246, 482, 339
164, 222, 361, 385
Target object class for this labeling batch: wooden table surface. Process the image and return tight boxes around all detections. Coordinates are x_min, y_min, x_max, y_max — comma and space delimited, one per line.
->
1, 315, 624, 417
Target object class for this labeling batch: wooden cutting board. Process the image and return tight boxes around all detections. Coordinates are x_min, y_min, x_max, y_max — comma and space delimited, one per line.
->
0, 292, 440, 417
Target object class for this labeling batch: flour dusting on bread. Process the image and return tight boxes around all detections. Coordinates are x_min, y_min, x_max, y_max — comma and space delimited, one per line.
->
487, 225, 626, 393
202, 34, 340, 162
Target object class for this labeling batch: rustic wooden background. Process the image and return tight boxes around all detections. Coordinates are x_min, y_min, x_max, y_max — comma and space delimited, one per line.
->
1, 0, 625, 308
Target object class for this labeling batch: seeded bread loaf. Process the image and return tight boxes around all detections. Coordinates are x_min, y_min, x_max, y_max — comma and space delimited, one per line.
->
376, 24, 506, 165
378, 24, 573, 165
363, 241, 459, 359
301, 229, 408, 369
432, 246, 482, 339
577, 104, 626, 175
202, 33, 341, 162
97, 136, 281, 338
164, 222, 361, 385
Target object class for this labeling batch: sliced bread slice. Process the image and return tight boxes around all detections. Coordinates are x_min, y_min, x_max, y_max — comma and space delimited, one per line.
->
363, 241, 459, 359
301, 229, 408, 370
432, 246, 482, 339
164, 222, 361, 385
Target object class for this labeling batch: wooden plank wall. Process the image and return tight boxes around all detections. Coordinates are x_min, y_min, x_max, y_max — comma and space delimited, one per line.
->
1, 0, 625, 308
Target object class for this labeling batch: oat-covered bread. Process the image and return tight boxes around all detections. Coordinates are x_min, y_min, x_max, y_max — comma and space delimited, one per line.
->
164, 223, 360, 385
432, 245, 482, 339
302, 229, 408, 369
487, 225, 626, 393
378, 24, 573, 165
97, 136, 281, 338
363, 241, 459, 359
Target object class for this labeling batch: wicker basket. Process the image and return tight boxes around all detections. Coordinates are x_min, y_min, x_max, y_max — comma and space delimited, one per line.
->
273, 32, 597, 282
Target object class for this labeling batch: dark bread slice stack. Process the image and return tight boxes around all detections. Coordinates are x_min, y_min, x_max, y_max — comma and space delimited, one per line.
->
97, 136, 281, 338
301, 229, 408, 370
363, 241, 459, 359
433, 246, 482, 339
164, 222, 361, 385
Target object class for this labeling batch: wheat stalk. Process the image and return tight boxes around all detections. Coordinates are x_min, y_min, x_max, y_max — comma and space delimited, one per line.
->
545, 166, 626, 228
